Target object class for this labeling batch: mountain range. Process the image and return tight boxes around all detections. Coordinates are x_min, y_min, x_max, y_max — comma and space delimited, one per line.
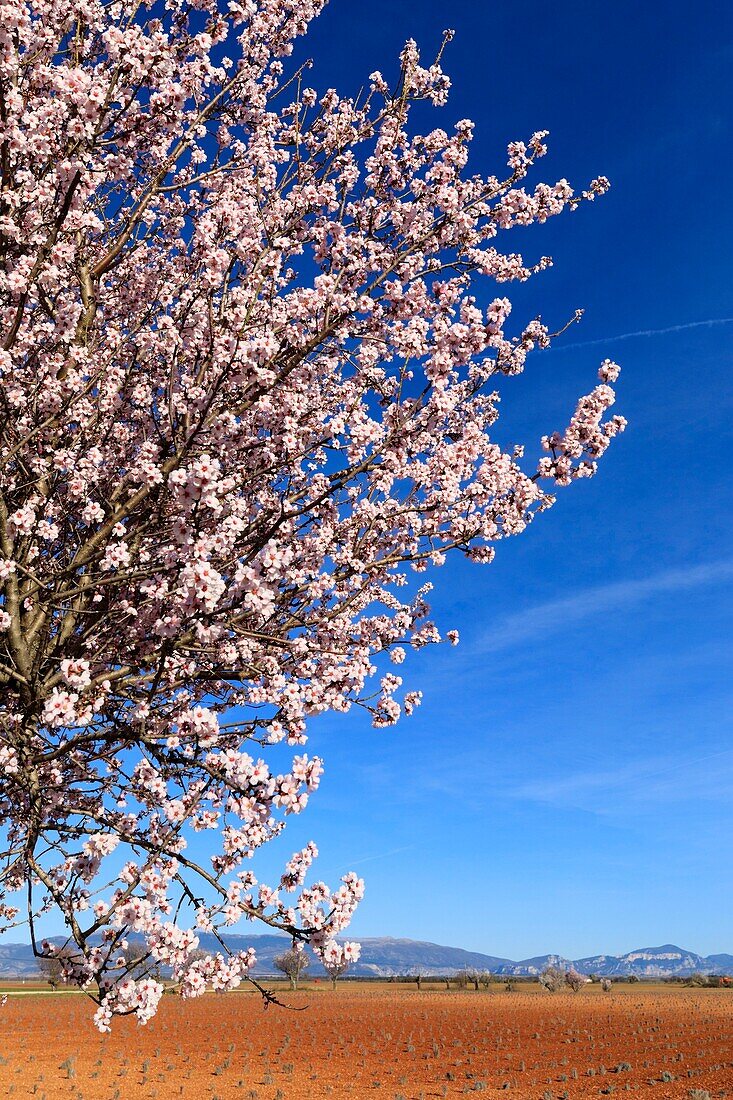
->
1, 935, 732, 979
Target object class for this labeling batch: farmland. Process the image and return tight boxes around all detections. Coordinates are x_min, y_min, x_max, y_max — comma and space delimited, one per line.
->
1, 983, 731, 1098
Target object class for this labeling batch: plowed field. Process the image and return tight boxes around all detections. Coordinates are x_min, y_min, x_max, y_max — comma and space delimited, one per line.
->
2, 984, 732, 1098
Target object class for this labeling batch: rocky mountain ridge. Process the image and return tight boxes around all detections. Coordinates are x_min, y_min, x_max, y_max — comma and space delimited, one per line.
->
1, 936, 731, 979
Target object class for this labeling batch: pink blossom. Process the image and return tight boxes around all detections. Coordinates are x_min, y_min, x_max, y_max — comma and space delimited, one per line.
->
599, 358, 621, 382
42, 688, 79, 728
60, 659, 92, 689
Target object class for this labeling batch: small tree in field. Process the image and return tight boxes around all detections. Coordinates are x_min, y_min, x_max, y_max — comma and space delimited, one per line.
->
37, 950, 67, 990
564, 968, 585, 993
600, 977, 613, 993
456, 967, 492, 991
321, 940, 360, 989
37, 944, 80, 989
273, 944, 310, 990
539, 966, 566, 993
0, 0, 625, 1029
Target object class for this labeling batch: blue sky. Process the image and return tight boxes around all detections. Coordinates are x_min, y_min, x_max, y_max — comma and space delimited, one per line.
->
251, 0, 733, 960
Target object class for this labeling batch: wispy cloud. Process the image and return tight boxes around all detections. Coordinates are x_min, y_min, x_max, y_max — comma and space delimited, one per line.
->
506, 747, 733, 812
547, 317, 733, 353
481, 559, 733, 653
349, 844, 414, 867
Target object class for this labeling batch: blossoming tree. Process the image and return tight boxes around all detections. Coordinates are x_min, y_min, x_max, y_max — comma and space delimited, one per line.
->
0, 0, 625, 1028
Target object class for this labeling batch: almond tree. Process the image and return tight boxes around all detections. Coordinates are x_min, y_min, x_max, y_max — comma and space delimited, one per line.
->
273, 941, 309, 989
0, 0, 625, 1029
37, 945, 75, 990
565, 967, 585, 992
539, 966, 566, 993
321, 939, 360, 988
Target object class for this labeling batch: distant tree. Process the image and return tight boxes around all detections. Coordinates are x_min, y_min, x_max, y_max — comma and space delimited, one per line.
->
179, 948, 208, 970
322, 958, 347, 989
565, 968, 584, 993
600, 978, 613, 993
273, 945, 310, 990
539, 966, 566, 993
627, 973, 640, 984
122, 942, 161, 979
37, 948, 75, 990
454, 967, 493, 991
456, 968, 479, 991
321, 942, 360, 990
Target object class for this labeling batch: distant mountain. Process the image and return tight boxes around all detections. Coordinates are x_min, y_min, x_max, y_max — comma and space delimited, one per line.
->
332, 937, 513, 977
501, 953, 574, 977
0, 936, 730, 979
0, 942, 37, 977
704, 953, 733, 971
569, 945, 713, 979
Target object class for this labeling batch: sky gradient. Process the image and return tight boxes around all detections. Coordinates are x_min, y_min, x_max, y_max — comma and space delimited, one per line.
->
251, 0, 733, 960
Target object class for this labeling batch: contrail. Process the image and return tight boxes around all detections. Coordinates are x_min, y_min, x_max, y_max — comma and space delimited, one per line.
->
547, 317, 733, 353
349, 844, 414, 867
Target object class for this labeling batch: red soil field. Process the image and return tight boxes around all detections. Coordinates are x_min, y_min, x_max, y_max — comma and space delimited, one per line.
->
2, 984, 732, 1098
